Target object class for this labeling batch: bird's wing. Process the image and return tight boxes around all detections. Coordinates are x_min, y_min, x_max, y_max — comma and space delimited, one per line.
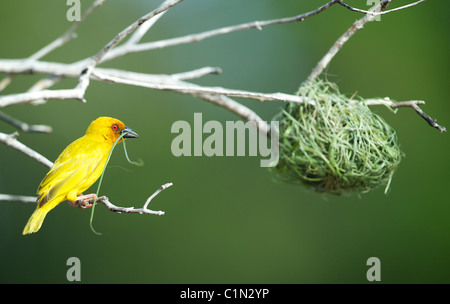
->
37, 138, 109, 207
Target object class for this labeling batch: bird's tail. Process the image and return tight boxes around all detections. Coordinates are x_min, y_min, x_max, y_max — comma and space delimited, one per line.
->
23, 203, 52, 235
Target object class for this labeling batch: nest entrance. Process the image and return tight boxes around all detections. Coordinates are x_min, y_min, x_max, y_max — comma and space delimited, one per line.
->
272, 80, 402, 194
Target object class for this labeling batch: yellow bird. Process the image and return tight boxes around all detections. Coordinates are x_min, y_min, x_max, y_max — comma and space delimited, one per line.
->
23, 116, 138, 235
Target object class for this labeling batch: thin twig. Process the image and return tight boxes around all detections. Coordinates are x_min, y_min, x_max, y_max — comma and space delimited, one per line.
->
91, 0, 184, 66
0, 194, 37, 204
364, 98, 446, 133
0, 59, 310, 107
91, 70, 313, 104
143, 183, 172, 210
0, 74, 14, 92
410, 103, 446, 133
197, 93, 271, 136
0, 111, 52, 133
0, 0, 335, 108
101, 0, 338, 63
0, 62, 271, 133
0, 0, 185, 108
92, 69, 274, 136
0, 0, 443, 181
0, 59, 85, 77
337, 0, 428, 16
0, 132, 53, 168
0, 0, 105, 104
27, 75, 64, 105
170, 67, 222, 80
28, 0, 107, 61
0, 88, 88, 107
125, 10, 167, 46
94, 183, 172, 215
308, 0, 391, 81
364, 98, 425, 108
0, 183, 172, 216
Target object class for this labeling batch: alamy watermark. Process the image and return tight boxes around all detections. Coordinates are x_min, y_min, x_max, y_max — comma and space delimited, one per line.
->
366, 257, 381, 282
367, 0, 382, 21
171, 113, 279, 167
66, 257, 81, 282
66, 0, 81, 22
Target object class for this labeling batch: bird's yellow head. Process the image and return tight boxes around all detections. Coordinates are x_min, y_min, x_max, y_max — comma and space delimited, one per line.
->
86, 117, 138, 144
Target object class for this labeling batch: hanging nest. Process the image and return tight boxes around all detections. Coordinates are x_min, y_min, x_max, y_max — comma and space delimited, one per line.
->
271, 79, 402, 195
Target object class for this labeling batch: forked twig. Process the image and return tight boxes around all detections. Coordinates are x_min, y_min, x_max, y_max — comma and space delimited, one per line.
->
74, 183, 173, 215
99, 183, 172, 215
364, 98, 446, 133
0, 183, 173, 216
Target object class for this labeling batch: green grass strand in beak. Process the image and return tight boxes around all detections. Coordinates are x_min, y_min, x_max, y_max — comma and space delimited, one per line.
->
89, 132, 127, 235
122, 138, 144, 166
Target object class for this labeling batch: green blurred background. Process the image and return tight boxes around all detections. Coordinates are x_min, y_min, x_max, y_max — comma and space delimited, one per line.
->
0, 0, 449, 283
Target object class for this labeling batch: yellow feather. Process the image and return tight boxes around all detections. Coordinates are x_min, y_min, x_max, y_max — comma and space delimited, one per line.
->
22, 197, 62, 234
22, 117, 137, 235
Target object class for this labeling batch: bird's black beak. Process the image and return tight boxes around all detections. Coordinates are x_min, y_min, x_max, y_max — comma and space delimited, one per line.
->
121, 126, 138, 138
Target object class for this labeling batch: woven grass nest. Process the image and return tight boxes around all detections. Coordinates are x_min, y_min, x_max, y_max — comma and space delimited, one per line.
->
271, 79, 402, 195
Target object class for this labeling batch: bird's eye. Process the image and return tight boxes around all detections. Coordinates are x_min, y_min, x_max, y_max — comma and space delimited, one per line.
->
111, 124, 119, 131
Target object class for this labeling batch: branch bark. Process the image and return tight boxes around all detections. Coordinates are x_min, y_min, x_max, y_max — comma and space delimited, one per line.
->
0, 131, 53, 168
100, 0, 339, 63
308, 0, 392, 81
337, 0, 428, 16
364, 98, 446, 133
0, 111, 52, 133
94, 182, 172, 215
0, 183, 172, 215
308, 0, 429, 81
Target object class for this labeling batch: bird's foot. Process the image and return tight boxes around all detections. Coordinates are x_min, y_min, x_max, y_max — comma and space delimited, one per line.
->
69, 193, 98, 209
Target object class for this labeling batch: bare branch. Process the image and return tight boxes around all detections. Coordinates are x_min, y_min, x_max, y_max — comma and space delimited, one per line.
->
0, 0, 184, 107
338, 0, 428, 16
101, 0, 338, 63
0, 59, 309, 106
28, 33, 77, 62
0, 182, 173, 217
91, 69, 277, 136
91, 70, 312, 104
306, 1, 445, 133
308, 0, 390, 81
196, 93, 270, 136
91, 0, 184, 66
90, 183, 172, 215
365, 98, 446, 133
70, 0, 185, 106
0, 194, 37, 204
143, 182, 172, 210
0, 87, 88, 108
0, 0, 443, 176
27, 75, 64, 106
0, 59, 84, 76
0, 111, 52, 133
125, 10, 167, 46
171, 67, 222, 80
409, 103, 446, 133
0, 74, 14, 92
364, 98, 425, 108
28, 0, 107, 61
0, 60, 277, 131
0, 132, 53, 168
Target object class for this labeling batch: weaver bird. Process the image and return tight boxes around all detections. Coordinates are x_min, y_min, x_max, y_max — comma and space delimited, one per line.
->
23, 117, 138, 235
